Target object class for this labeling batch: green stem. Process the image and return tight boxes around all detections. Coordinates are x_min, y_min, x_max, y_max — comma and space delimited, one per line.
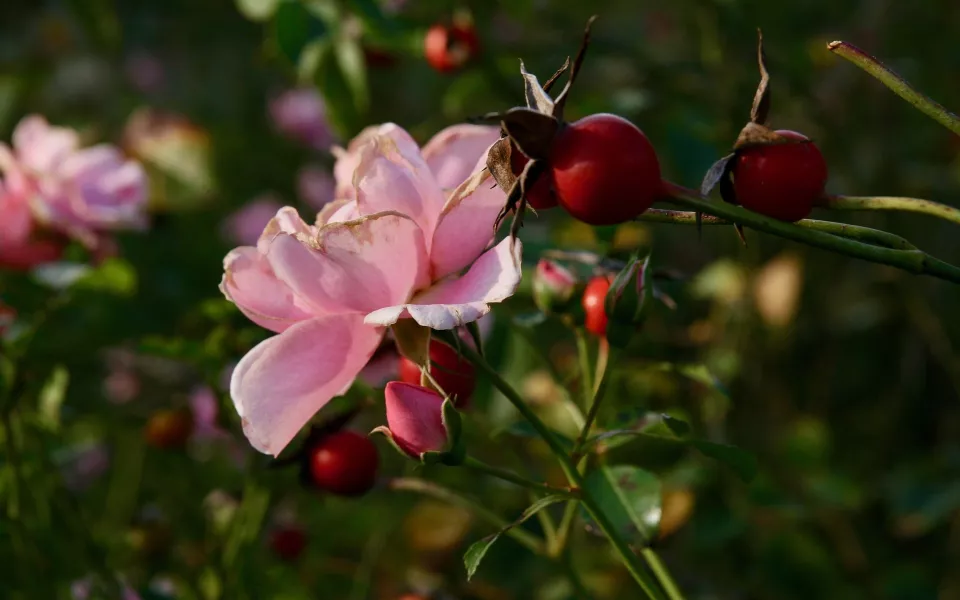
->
827, 41, 960, 136
388, 477, 545, 555
823, 195, 960, 227
447, 336, 667, 600
575, 328, 594, 407
659, 182, 960, 284
571, 341, 614, 461
553, 500, 581, 557
464, 456, 573, 497
640, 208, 916, 250
641, 548, 685, 600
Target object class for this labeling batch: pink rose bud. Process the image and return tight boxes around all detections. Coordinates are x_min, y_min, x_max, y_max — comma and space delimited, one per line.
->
533, 259, 578, 314
269, 88, 333, 150
384, 381, 448, 458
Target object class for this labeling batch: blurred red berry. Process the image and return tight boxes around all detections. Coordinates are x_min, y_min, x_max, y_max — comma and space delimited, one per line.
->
582, 276, 613, 337
308, 430, 379, 497
270, 526, 307, 562
550, 113, 662, 225
144, 408, 194, 449
424, 23, 479, 73
733, 130, 828, 222
398, 340, 476, 406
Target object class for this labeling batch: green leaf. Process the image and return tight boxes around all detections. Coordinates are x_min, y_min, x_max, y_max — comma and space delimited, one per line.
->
273, 1, 326, 65
38, 366, 69, 432
582, 465, 661, 546
235, 0, 281, 21
464, 494, 567, 580
349, 0, 398, 39
334, 34, 369, 113
74, 259, 137, 296
692, 440, 759, 482
303, 38, 362, 137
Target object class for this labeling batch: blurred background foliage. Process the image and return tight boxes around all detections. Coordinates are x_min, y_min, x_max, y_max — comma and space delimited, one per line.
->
2, 0, 960, 599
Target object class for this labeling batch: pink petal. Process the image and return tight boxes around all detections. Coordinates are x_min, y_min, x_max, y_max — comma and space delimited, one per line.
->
13, 115, 79, 173
429, 163, 506, 279
258, 206, 315, 253
0, 179, 34, 248
364, 236, 522, 330
384, 381, 447, 457
265, 212, 427, 315
220, 246, 316, 333
231, 315, 383, 455
354, 131, 445, 243
315, 199, 359, 226
421, 124, 500, 191
332, 123, 416, 199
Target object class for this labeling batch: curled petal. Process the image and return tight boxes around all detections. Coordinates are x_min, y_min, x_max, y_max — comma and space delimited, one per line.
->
266, 211, 427, 315
315, 199, 359, 226
258, 206, 315, 252
430, 162, 506, 279
231, 315, 383, 456
333, 123, 417, 199
354, 132, 445, 243
365, 237, 522, 330
421, 124, 500, 191
220, 246, 315, 333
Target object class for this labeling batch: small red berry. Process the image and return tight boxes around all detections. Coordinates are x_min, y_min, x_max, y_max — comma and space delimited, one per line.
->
582, 276, 613, 337
511, 148, 557, 209
270, 526, 307, 562
733, 130, 828, 222
308, 430, 379, 497
144, 408, 194, 449
424, 23, 480, 73
398, 340, 476, 406
549, 113, 662, 225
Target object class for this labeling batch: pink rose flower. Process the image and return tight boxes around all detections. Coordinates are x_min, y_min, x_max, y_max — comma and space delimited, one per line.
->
220, 122, 515, 455
0, 115, 148, 255
383, 381, 447, 458
223, 195, 284, 246
269, 88, 334, 150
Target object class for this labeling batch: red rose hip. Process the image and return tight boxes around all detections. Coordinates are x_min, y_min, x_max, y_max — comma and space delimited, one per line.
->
308, 430, 379, 496
399, 340, 476, 406
270, 526, 307, 562
582, 276, 613, 337
733, 130, 828, 222
550, 113, 662, 225
424, 23, 480, 73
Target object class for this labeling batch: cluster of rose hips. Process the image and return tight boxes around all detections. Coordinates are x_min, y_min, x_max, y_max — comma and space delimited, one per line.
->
483, 21, 828, 235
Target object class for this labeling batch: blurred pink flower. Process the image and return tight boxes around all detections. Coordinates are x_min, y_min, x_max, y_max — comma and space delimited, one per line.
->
220, 122, 516, 455
223, 195, 284, 246
0, 115, 148, 259
383, 381, 447, 458
269, 88, 333, 150
296, 164, 335, 209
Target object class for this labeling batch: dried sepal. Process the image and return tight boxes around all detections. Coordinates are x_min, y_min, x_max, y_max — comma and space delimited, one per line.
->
498, 107, 560, 160
751, 29, 771, 125
520, 61, 556, 114
542, 57, 571, 94
700, 153, 736, 197
485, 138, 517, 196
552, 15, 598, 120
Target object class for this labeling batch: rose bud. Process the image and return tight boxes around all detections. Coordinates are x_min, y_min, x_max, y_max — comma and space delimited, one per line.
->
374, 381, 464, 465
532, 259, 578, 315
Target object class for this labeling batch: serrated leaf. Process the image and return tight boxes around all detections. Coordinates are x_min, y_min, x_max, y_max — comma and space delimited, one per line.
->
235, 0, 280, 21
464, 494, 567, 580
691, 440, 758, 482
38, 366, 69, 431
582, 465, 661, 546
333, 34, 369, 113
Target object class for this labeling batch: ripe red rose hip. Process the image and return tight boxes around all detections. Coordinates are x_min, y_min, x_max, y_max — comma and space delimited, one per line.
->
424, 23, 479, 73
582, 275, 613, 337
399, 340, 476, 406
270, 526, 307, 562
550, 113, 662, 225
308, 430, 379, 497
733, 130, 828, 222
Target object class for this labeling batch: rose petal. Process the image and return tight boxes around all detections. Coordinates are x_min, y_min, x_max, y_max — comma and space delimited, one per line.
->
364, 236, 522, 330
231, 315, 382, 456
354, 132, 445, 243
266, 212, 427, 315
333, 123, 416, 199
258, 206, 316, 253
429, 163, 506, 279
421, 124, 500, 191
315, 199, 359, 226
384, 381, 447, 457
220, 246, 316, 332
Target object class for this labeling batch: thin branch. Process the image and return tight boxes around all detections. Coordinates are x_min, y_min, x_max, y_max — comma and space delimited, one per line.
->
823, 195, 960, 227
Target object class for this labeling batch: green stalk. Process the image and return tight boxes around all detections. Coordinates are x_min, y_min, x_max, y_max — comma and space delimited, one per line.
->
827, 41, 960, 136
823, 195, 960, 226
463, 456, 574, 497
